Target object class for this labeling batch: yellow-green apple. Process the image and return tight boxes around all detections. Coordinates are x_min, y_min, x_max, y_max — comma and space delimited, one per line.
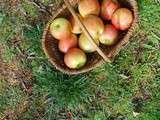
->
50, 18, 72, 40
111, 8, 133, 30
78, 0, 100, 17
59, 34, 78, 53
83, 15, 104, 40
79, 34, 99, 53
101, 0, 120, 20
64, 48, 87, 69
70, 14, 83, 34
99, 24, 118, 46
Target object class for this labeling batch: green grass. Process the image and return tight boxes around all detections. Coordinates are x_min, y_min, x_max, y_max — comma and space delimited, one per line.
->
0, 0, 160, 119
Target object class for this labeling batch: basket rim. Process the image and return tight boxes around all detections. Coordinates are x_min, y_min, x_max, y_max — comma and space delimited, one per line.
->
42, 0, 139, 75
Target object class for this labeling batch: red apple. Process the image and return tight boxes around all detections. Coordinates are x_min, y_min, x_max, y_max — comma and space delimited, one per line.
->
59, 34, 78, 53
83, 15, 104, 40
50, 18, 72, 40
64, 48, 87, 69
79, 34, 99, 53
78, 0, 100, 17
99, 24, 118, 46
112, 8, 133, 30
101, 0, 120, 20
70, 14, 83, 34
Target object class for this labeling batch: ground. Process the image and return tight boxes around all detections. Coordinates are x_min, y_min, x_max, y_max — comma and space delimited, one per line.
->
0, 0, 160, 120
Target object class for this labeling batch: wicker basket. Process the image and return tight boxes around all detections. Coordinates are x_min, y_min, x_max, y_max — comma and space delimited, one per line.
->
42, 0, 138, 75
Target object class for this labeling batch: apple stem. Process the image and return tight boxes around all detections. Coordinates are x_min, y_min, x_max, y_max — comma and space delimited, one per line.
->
64, 0, 111, 63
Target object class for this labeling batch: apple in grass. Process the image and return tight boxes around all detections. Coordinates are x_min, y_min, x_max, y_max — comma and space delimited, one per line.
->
99, 24, 118, 46
79, 34, 99, 53
111, 8, 134, 30
70, 14, 83, 34
101, 0, 120, 20
59, 34, 78, 53
50, 18, 72, 40
64, 48, 87, 69
78, 0, 100, 17
83, 15, 104, 40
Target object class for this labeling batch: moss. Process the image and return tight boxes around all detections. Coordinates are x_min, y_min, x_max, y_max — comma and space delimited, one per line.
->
0, 0, 160, 119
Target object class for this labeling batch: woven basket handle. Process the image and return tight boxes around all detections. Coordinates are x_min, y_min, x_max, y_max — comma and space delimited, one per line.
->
64, 0, 111, 63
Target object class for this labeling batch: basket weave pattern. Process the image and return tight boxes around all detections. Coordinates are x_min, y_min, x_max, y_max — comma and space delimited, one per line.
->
42, 0, 138, 75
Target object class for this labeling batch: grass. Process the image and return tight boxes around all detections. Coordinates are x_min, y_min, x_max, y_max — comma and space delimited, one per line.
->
0, 0, 160, 119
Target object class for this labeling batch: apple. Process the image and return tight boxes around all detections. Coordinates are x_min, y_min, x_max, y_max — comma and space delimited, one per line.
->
83, 15, 104, 40
79, 34, 99, 53
78, 0, 100, 17
70, 14, 83, 34
111, 8, 133, 30
101, 0, 120, 20
50, 18, 72, 40
59, 34, 78, 53
64, 48, 87, 69
99, 24, 118, 46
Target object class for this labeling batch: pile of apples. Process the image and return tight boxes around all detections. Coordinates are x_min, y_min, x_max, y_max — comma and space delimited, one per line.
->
50, 0, 133, 69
